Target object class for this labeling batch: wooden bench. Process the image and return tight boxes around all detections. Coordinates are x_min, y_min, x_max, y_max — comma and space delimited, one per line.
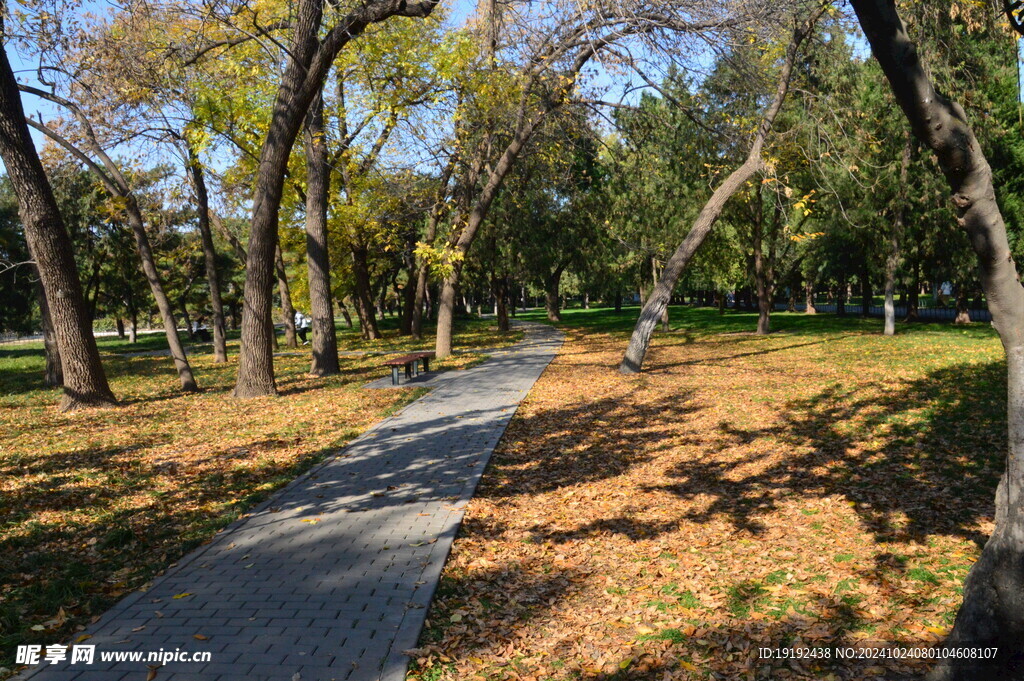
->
382, 351, 436, 385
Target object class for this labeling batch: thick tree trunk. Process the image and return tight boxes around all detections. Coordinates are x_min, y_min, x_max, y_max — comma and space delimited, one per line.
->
436, 274, 458, 357
619, 7, 822, 373
399, 271, 416, 336
852, 3, 1024, 678
351, 246, 381, 340
614, 289, 622, 313
187, 148, 228, 363
545, 266, 565, 323
304, 91, 339, 376
124, 198, 198, 392
233, 0, 440, 398
115, 317, 125, 339
35, 278, 63, 387
276, 247, 297, 348
954, 286, 971, 325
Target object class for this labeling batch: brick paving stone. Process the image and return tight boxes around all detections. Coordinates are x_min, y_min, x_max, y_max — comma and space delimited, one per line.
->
15, 322, 561, 681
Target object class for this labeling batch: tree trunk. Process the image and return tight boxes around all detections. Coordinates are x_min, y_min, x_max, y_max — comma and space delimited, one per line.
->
614, 289, 622, 313
436, 274, 458, 357
399, 271, 416, 336
127, 288, 138, 343
180, 297, 194, 340
304, 91, 339, 376
619, 7, 822, 373
339, 298, 354, 328
35, 278, 63, 387
233, 0, 440, 398
837, 278, 846, 316
852, 3, 1024, 678
115, 317, 125, 339
545, 267, 565, 322
905, 263, 920, 322
495, 275, 510, 333
187, 147, 228, 363
276, 246, 297, 348
805, 282, 816, 314
954, 286, 971, 324
753, 202, 772, 336
124, 197, 198, 392
351, 245, 381, 340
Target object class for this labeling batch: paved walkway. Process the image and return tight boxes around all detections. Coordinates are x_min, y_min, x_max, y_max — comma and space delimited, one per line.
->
19, 322, 562, 681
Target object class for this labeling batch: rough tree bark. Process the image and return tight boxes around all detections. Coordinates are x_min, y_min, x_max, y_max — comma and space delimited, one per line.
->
851, 2, 1024, 677
0, 42, 116, 408
186, 146, 228, 362
303, 91, 339, 375
619, 6, 823, 373
233, 0, 439, 397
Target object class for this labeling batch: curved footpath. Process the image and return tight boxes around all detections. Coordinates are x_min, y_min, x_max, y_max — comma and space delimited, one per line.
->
18, 321, 563, 681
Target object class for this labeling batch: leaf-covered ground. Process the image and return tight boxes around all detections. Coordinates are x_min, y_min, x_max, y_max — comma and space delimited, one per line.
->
409, 307, 1005, 681
0, 317, 520, 672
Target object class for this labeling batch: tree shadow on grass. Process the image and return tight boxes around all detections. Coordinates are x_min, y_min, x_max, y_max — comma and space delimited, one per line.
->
477, 393, 699, 500
648, 360, 1005, 548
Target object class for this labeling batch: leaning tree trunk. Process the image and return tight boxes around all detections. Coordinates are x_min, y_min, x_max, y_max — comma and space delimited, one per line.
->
35, 277, 63, 387
851, 2, 1024, 678
187, 147, 228, 363
304, 91, 339, 375
619, 6, 822, 373
0, 40, 113, 408
276, 246, 298, 348
124, 198, 198, 392
339, 298, 354, 328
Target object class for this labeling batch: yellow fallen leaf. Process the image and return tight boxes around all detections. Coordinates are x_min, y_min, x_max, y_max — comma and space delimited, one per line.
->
468, 656, 484, 665
680, 661, 698, 671
76, 634, 92, 643
172, 593, 192, 599
193, 634, 209, 641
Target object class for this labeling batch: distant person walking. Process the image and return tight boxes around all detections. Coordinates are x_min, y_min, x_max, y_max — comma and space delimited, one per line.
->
295, 311, 311, 345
